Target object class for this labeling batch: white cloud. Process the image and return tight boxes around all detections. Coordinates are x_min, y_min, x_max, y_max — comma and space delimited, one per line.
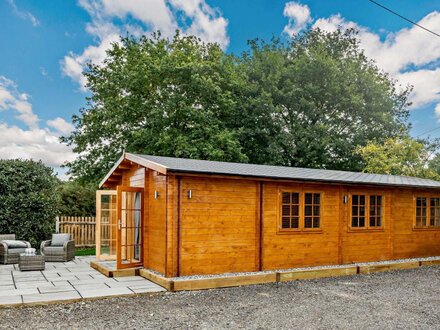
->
101, 0, 176, 35
0, 124, 75, 168
310, 11, 440, 120
171, 0, 229, 46
46, 117, 75, 135
0, 77, 75, 176
397, 68, 440, 108
283, 1, 312, 37
6, 0, 40, 27
62, 0, 229, 90
0, 76, 38, 128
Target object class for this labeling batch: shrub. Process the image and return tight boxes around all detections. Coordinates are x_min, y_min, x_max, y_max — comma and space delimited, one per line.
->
57, 181, 96, 216
0, 159, 59, 247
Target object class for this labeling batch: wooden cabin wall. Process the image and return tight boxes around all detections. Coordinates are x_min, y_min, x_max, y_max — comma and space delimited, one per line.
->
145, 170, 167, 274
178, 177, 259, 276
392, 188, 440, 258
262, 182, 340, 269
122, 166, 145, 188
175, 176, 440, 276
340, 187, 392, 263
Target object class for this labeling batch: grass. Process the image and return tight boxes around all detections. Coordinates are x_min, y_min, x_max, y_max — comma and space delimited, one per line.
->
75, 247, 96, 256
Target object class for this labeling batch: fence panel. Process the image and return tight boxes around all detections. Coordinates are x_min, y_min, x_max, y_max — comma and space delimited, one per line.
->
56, 216, 97, 247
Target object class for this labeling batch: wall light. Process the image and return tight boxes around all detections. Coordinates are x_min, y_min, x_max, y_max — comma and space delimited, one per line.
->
154, 191, 159, 199
343, 195, 348, 204
188, 190, 193, 199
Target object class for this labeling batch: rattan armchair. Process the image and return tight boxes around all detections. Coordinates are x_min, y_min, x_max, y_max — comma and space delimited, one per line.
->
0, 234, 31, 264
40, 234, 75, 262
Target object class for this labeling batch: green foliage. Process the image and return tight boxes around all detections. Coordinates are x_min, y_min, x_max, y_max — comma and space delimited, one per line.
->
0, 159, 59, 246
75, 247, 96, 256
63, 31, 247, 183
63, 29, 412, 182
238, 29, 410, 170
57, 181, 96, 216
355, 137, 440, 180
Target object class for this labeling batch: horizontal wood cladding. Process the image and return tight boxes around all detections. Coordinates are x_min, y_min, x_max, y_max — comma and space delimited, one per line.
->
122, 166, 145, 188
174, 177, 440, 276
145, 170, 167, 274
262, 182, 340, 269
392, 188, 440, 258
179, 177, 259, 275
341, 188, 392, 264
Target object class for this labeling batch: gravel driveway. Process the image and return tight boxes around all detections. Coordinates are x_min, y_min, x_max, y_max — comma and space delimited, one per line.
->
1, 266, 439, 330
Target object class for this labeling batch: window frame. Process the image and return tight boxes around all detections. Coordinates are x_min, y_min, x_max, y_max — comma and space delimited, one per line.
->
278, 188, 323, 233
413, 195, 440, 230
348, 193, 384, 231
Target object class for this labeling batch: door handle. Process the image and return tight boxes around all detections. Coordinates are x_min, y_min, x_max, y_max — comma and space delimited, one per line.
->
118, 219, 122, 230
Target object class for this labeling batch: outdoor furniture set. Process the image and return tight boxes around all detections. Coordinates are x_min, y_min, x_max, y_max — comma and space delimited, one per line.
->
0, 233, 75, 270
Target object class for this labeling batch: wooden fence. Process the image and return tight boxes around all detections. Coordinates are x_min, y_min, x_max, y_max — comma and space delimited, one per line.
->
56, 216, 96, 247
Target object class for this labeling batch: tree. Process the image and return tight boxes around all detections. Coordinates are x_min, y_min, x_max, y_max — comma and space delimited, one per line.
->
57, 181, 96, 216
355, 137, 440, 180
0, 159, 59, 246
63, 29, 412, 183
237, 29, 411, 170
63, 32, 247, 183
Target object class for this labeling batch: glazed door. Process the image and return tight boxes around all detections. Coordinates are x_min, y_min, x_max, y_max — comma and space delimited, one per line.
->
96, 190, 117, 261
117, 186, 143, 269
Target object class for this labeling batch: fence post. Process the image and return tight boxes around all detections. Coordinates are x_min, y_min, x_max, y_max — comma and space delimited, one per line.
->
55, 216, 60, 233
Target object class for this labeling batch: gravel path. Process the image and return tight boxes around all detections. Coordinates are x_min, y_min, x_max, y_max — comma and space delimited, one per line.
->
1, 267, 440, 330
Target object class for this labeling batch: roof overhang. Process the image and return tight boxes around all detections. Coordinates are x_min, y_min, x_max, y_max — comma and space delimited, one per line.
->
98, 152, 168, 188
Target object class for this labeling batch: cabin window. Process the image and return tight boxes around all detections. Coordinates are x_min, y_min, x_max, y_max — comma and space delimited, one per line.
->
369, 195, 382, 227
430, 198, 440, 226
415, 197, 427, 227
414, 197, 440, 228
351, 195, 366, 228
351, 194, 383, 229
280, 191, 321, 231
304, 193, 320, 228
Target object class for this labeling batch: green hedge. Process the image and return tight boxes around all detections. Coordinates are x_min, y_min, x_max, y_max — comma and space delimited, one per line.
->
0, 159, 59, 247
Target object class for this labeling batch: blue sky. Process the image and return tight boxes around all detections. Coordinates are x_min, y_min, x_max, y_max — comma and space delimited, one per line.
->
1, 0, 440, 178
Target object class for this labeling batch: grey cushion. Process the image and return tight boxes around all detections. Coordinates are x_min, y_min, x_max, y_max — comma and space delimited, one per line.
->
43, 246, 64, 255
51, 234, 70, 246
7, 248, 27, 254
2, 240, 28, 248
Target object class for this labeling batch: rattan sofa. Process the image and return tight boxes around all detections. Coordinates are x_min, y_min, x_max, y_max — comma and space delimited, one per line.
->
40, 234, 75, 262
0, 234, 31, 264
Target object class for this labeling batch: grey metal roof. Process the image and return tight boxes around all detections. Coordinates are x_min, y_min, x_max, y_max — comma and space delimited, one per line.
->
134, 154, 440, 189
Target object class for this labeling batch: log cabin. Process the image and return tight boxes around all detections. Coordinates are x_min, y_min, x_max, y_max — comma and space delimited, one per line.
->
95, 152, 440, 277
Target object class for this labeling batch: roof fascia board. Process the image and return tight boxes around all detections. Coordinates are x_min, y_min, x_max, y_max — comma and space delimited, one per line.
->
98, 153, 126, 188
99, 153, 169, 188
125, 153, 168, 175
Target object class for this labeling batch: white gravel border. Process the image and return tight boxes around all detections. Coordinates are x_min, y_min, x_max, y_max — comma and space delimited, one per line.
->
163, 256, 440, 281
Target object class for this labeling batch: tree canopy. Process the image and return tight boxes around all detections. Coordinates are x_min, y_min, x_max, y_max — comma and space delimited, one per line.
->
0, 159, 59, 246
355, 137, 440, 180
63, 29, 412, 183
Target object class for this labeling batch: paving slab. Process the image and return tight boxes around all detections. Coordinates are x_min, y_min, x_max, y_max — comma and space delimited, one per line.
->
38, 285, 76, 294
22, 291, 81, 304
0, 256, 166, 306
0, 288, 39, 296
15, 282, 54, 289
114, 276, 149, 282
129, 286, 166, 294
0, 295, 22, 305
77, 287, 133, 299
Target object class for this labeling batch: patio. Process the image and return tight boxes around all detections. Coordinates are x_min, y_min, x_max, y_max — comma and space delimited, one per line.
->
0, 256, 165, 307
